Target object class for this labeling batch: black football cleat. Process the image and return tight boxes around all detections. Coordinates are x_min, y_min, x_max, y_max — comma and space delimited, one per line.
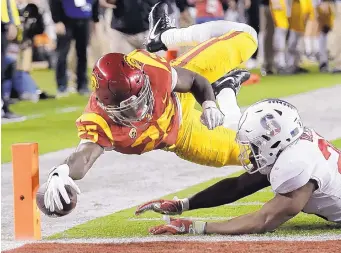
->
212, 69, 251, 96
276, 66, 295, 75
319, 62, 329, 73
294, 66, 310, 74
146, 2, 175, 53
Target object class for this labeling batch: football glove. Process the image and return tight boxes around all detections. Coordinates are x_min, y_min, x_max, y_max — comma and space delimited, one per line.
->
44, 164, 81, 212
200, 100, 224, 130
135, 197, 188, 216
149, 217, 207, 235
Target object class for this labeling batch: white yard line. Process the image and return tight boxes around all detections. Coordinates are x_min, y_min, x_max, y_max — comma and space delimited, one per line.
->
55, 106, 81, 113
1, 106, 82, 125
128, 217, 235, 221
1, 113, 43, 124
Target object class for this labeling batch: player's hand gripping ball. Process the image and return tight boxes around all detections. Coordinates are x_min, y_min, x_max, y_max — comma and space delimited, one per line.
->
36, 182, 77, 217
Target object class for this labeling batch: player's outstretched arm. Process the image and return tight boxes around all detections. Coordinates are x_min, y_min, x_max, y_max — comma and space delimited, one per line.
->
188, 171, 269, 210
63, 141, 104, 180
149, 181, 316, 235
204, 180, 316, 235
173, 66, 223, 130
135, 172, 269, 215
44, 141, 104, 212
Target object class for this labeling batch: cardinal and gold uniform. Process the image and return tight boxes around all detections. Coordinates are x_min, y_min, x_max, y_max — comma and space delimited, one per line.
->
76, 30, 257, 167
270, 0, 316, 32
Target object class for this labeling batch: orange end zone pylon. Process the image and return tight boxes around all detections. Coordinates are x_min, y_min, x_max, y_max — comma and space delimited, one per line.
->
242, 73, 261, 86
11, 143, 41, 240
166, 49, 178, 62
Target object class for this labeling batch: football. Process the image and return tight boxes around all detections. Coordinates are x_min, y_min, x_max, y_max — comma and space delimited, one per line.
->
36, 182, 77, 217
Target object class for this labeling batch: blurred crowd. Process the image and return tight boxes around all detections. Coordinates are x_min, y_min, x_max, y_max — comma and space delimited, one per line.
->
1, 0, 341, 121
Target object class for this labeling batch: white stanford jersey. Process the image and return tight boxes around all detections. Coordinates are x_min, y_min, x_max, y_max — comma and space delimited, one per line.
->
270, 127, 341, 223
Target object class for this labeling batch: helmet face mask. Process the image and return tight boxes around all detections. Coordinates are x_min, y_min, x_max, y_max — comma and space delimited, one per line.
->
92, 53, 155, 128
237, 134, 272, 174
103, 76, 154, 127
236, 99, 304, 175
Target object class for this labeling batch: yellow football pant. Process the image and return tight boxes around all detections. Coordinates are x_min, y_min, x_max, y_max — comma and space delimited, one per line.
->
167, 31, 257, 167
270, 0, 315, 33
169, 93, 241, 167
171, 30, 257, 83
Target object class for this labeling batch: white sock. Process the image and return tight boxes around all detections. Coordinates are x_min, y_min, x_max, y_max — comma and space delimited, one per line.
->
313, 36, 320, 55
216, 88, 241, 131
273, 28, 287, 68
161, 27, 196, 47
304, 37, 313, 55
319, 33, 328, 64
160, 20, 258, 48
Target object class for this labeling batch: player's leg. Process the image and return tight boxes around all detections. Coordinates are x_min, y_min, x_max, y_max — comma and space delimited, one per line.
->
287, 0, 305, 70
287, 0, 316, 72
303, 1, 320, 60
304, 18, 320, 61
330, 1, 341, 73
211, 70, 250, 130
270, 0, 289, 71
170, 105, 241, 167
162, 22, 257, 83
169, 30, 257, 83
147, 2, 257, 82
217, 87, 241, 131
260, 4, 275, 74
317, 2, 334, 72
171, 82, 245, 168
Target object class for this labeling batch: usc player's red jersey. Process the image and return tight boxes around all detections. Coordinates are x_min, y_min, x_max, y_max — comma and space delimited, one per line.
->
76, 50, 181, 155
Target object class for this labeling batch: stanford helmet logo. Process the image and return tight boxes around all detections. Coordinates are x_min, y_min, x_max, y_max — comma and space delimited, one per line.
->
260, 114, 281, 136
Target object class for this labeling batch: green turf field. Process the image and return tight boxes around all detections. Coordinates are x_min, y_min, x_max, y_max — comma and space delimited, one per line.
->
1, 67, 340, 163
49, 139, 341, 239
49, 158, 341, 239
332, 138, 341, 148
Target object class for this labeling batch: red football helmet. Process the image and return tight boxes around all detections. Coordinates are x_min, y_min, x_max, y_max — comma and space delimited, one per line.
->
92, 52, 154, 126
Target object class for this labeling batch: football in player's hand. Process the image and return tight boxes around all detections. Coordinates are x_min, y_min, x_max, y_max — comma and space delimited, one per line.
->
36, 182, 77, 217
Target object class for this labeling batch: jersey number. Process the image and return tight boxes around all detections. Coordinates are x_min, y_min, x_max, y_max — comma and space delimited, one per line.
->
77, 125, 99, 143
318, 138, 341, 174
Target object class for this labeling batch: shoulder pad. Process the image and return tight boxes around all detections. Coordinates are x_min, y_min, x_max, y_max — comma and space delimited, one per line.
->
127, 49, 171, 72
270, 143, 314, 194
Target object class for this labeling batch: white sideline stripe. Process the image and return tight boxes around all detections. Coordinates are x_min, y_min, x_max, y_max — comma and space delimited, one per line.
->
2, 234, 341, 250
1, 106, 81, 125
56, 106, 80, 113
128, 217, 234, 221
1, 113, 43, 124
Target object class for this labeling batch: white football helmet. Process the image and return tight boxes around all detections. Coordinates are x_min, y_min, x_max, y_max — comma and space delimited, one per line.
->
236, 99, 304, 174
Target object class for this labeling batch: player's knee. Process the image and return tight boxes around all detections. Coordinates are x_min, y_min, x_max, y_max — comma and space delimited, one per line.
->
246, 25, 258, 46
215, 20, 258, 45
236, 23, 258, 46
